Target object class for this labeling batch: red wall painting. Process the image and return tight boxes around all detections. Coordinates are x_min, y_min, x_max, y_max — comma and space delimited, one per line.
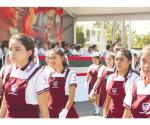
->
0, 7, 64, 46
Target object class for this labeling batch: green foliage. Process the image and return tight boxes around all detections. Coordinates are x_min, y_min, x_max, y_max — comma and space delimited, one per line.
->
133, 33, 150, 48
76, 26, 86, 47
77, 21, 150, 49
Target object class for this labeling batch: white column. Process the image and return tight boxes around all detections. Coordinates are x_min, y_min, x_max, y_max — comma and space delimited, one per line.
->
112, 21, 117, 44
101, 21, 105, 50
73, 17, 77, 44
128, 21, 132, 50
122, 20, 125, 46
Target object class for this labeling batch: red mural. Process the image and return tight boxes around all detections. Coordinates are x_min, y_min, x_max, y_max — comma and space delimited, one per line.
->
0, 7, 64, 45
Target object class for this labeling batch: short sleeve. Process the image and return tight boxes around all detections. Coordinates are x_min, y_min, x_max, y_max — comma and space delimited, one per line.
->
65, 70, 78, 95
35, 69, 49, 95
68, 71, 78, 86
123, 84, 133, 109
106, 74, 113, 91
98, 65, 106, 78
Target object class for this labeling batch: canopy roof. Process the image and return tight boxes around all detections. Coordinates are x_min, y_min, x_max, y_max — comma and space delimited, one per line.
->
63, 7, 150, 21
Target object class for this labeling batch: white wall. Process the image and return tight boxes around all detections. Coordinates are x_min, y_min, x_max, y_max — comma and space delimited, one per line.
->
63, 15, 74, 43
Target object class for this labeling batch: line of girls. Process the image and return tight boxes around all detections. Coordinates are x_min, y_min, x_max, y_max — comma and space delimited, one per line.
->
87, 52, 115, 115
87, 46, 150, 118
0, 33, 79, 118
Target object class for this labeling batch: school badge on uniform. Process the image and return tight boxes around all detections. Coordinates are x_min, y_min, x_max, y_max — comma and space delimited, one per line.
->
142, 102, 150, 113
52, 81, 59, 88
9, 84, 18, 95
112, 88, 117, 94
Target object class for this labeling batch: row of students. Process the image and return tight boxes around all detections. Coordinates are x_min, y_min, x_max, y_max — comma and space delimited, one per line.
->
97, 53, 115, 115
86, 53, 105, 115
88, 47, 150, 118
0, 33, 78, 118
87, 53, 115, 115
1, 33, 150, 118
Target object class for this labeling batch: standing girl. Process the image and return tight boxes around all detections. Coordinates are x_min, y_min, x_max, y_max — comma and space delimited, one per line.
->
91, 53, 115, 116
46, 48, 79, 118
87, 53, 105, 115
0, 33, 49, 118
123, 45, 150, 118
103, 49, 139, 118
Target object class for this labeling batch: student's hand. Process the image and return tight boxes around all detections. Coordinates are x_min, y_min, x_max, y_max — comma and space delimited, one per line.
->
89, 90, 95, 103
59, 108, 68, 118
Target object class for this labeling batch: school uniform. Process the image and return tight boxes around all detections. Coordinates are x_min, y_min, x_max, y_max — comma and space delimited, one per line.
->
96, 64, 106, 94
98, 67, 115, 107
46, 67, 79, 118
106, 70, 140, 118
124, 77, 150, 118
87, 64, 105, 94
1, 61, 49, 118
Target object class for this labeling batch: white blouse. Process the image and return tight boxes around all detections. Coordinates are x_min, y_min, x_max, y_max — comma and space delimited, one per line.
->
106, 70, 140, 94
2, 62, 49, 105
124, 77, 150, 108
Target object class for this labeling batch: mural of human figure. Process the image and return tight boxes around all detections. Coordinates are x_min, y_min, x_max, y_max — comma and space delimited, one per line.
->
32, 8, 64, 47
0, 7, 64, 47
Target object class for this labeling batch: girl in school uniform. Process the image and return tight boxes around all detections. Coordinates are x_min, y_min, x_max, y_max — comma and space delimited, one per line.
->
97, 53, 115, 115
0, 33, 50, 118
103, 49, 140, 118
87, 53, 106, 115
45, 48, 79, 118
0, 53, 12, 107
123, 45, 150, 118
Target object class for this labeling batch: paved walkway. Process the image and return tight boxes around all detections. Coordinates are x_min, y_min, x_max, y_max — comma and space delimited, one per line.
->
74, 101, 103, 118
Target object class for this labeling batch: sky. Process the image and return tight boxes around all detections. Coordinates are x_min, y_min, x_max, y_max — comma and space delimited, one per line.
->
131, 20, 150, 34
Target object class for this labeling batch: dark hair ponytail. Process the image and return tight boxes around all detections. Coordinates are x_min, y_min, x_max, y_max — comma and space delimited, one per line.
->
118, 49, 132, 70
10, 33, 35, 62
49, 48, 69, 68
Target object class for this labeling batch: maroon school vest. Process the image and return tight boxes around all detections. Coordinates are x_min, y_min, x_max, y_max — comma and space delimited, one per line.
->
131, 82, 150, 118
106, 73, 129, 118
3, 66, 40, 118
48, 69, 79, 118
98, 69, 114, 107
88, 65, 101, 94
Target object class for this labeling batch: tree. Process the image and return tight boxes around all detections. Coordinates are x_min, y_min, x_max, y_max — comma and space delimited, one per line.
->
76, 26, 86, 47
133, 33, 150, 48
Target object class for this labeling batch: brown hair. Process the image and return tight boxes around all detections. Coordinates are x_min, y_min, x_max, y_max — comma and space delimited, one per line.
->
117, 49, 132, 69
9, 33, 35, 61
118, 49, 132, 61
49, 48, 69, 68
92, 56, 101, 64
106, 53, 115, 66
